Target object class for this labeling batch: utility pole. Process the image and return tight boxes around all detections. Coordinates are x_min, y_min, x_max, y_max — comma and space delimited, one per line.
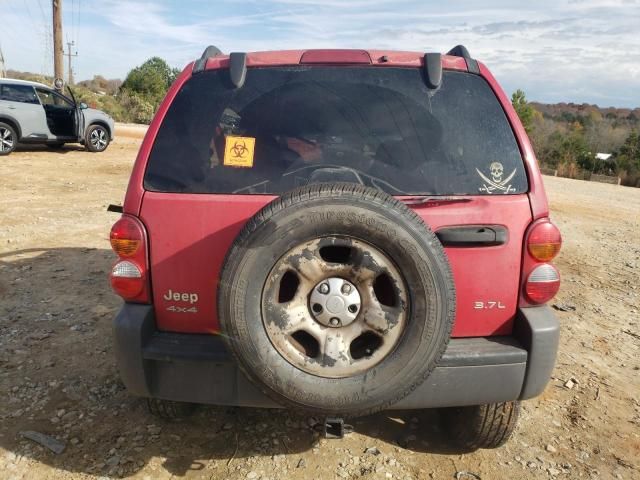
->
52, 0, 64, 90
64, 40, 78, 85
0, 43, 6, 78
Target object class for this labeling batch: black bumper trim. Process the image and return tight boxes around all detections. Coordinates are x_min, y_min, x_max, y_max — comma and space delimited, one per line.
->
142, 332, 527, 367
113, 304, 558, 409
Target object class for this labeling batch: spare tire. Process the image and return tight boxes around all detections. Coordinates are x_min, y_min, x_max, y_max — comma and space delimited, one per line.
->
218, 184, 455, 417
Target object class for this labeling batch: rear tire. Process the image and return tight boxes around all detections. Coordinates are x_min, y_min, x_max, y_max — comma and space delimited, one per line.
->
85, 124, 110, 152
0, 122, 17, 156
146, 398, 196, 420
441, 401, 520, 450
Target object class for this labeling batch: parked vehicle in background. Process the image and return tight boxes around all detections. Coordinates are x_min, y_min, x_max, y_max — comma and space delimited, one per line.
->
0, 78, 114, 155
109, 45, 562, 450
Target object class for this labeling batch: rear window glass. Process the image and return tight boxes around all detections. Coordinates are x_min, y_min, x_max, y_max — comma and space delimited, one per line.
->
145, 67, 527, 195
1, 84, 39, 104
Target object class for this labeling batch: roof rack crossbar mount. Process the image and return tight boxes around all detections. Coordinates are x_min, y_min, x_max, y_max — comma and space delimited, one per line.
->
424, 53, 442, 89
229, 52, 247, 88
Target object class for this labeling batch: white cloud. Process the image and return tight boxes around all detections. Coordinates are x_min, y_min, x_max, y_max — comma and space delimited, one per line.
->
1, 0, 639, 107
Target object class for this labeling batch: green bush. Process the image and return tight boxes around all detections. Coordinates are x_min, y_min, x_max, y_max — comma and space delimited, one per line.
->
117, 91, 155, 124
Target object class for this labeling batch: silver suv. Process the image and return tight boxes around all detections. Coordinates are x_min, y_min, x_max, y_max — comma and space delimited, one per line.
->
0, 78, 115, 155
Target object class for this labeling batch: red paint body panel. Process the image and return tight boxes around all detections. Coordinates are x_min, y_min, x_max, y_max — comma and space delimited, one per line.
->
140, 193, 531, 337
123, 48, 550, 338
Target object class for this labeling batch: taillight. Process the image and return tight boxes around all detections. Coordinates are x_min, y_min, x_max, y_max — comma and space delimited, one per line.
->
110, 218, 143, 257
109, 215, 150, 303
525, 264, 560, 304
528, 222, 562, 261
521, 219, 562, 306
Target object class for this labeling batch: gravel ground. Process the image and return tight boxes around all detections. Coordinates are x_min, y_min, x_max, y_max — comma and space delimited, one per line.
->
0, 130, 639, 479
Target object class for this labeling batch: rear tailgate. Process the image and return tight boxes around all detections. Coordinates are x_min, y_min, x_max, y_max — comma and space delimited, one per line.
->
140, 193, 530, 337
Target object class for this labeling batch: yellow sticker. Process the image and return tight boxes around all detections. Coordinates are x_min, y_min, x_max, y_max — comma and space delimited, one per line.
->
223, 136, 256, 168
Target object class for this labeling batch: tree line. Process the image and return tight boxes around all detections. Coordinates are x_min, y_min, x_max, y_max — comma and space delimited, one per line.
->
512, 89, 640, 187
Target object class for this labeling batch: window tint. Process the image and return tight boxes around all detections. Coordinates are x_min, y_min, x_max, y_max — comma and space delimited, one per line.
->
36, 88, 73, 107
1, 84, 39, 104
145, 67, 527, 195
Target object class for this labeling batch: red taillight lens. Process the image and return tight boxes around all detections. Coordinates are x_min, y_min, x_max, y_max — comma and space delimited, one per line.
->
110, 217, 144, 257
525, 264, 560, 304
110, 261, 144, 299
528, 221, 562, 262
109, 215, 149, 303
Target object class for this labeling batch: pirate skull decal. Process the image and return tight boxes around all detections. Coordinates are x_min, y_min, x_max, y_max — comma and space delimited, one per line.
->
490, 162, 504, 183
477, 161, 517, 194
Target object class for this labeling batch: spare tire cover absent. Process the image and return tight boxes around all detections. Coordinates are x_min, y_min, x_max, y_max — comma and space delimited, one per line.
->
218, 183, 455, 417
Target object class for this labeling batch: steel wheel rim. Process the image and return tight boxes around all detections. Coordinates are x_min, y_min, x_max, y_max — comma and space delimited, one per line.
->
261, 236, 408, 378
0, 127, 14, 152
90, 128, 107, 150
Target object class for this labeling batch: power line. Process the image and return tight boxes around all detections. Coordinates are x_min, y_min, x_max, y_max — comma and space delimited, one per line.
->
70, 0, 76, 46
75, 0, 82, 78
22, 0, 46, 74
36, 0, 53, 76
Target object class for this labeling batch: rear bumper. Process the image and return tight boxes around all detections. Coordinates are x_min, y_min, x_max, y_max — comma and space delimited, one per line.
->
113, 305, 559, 409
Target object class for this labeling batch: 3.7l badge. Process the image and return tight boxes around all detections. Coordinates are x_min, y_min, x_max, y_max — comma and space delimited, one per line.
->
474, 301, 506, 310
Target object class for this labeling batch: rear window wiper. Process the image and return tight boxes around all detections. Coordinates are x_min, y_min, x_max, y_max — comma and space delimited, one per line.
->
400, 196, 472, 207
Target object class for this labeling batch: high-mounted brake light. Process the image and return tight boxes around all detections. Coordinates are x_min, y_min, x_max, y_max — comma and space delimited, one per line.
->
300, 49, 372, 64
525, 264, 561, 304
109, 215, 150, 303
528, 221, 561, 262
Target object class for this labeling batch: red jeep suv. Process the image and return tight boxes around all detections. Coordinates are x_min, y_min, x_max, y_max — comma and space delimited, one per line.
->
110, 45, 561, 449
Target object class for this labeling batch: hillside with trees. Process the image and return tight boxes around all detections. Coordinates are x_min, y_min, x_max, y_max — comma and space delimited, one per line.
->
513, 91, 640, 187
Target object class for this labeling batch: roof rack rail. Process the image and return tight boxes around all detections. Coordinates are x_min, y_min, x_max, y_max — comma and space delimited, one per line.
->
229, 52, 247, 88
446, 45, 471, 59
193, 45, 223, 74
446, 44, 479, 75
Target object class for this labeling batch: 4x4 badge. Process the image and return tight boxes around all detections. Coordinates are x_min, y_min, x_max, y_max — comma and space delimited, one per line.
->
476, 162, 516, 194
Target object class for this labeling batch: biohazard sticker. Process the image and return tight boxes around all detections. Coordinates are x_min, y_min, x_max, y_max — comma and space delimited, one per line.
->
223, 136, 255, 168
476, 161, 517, 194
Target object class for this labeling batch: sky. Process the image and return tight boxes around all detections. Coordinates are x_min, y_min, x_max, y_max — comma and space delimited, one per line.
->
1, 0, 639, 108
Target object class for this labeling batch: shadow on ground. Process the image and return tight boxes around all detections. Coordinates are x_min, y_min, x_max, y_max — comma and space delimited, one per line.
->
0, 247, 466, 478
15, 144, 86, 154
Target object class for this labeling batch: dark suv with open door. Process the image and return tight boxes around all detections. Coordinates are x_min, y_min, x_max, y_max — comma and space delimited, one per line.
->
109, 45, 562, 450
0, 78, 114, 155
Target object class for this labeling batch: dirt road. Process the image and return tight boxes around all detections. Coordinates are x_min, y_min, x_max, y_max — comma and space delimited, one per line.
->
1, 131, 639, 479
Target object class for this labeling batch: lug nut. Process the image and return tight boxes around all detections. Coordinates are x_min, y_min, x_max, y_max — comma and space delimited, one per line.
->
330, 318, 340, 326
341, 283, 352, 294
318, 283, 330, 294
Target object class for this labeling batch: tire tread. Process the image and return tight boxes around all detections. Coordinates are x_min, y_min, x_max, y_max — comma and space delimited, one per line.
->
443, 401, 520, 450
